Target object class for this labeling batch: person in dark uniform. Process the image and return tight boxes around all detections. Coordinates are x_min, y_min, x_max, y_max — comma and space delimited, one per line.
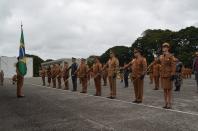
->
68, 57, 78, 91
174, 58, 183, 91
120, 68, 124, 83
123, 62, 130, 88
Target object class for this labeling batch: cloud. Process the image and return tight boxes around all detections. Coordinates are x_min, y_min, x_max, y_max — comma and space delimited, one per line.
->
0, 0, 197, 60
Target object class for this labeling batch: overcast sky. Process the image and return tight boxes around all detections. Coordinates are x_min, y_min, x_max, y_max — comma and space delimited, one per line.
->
0, 0, 198, 60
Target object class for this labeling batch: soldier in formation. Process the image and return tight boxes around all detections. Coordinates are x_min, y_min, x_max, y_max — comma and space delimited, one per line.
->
46, 66, 52, 87
102, 50, 119, 99
56, 64, 62, 89
51, 64, 57, 88
62, 62, 69, 90
159, 43, 176, 109
92, 56, 102, 96
75, 58, 88, 93
68, 58, 78, 91
124, 48, 147, 103
174, 58, 183, 91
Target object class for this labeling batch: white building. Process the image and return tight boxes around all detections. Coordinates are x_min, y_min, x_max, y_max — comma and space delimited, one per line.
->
0, 56, 33, 78
41, 58, 80, 67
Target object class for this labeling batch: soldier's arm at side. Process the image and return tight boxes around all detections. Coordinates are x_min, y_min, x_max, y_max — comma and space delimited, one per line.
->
171, 56, 176, 76
142, 58, 148, 75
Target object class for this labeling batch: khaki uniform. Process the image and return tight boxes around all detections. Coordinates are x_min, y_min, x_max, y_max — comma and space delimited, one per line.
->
152, 61, 161, 89
77, 63, 88, 93
130, 57, 147, 102
93, 62, 102, 96
62, 66, 69, 90
51, 66, 57, 88
159, 54, 176, 90
47, 68, 52, 86
39, 68, 46, 86
16, 62, 24, 97
56, 65, 62, 89
107, 57, 119, 97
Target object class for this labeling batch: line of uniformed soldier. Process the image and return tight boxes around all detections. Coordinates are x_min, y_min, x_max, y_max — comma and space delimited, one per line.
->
37, 42, 196, 109
182, 67, 192, 79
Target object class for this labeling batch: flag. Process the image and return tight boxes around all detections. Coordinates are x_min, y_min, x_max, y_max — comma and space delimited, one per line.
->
18, 24, 27, 76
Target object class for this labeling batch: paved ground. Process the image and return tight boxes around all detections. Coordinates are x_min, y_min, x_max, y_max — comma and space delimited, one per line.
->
0, 76, 198, 131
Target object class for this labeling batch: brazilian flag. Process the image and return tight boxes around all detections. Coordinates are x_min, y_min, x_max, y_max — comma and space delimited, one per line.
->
18, 24, 27, 76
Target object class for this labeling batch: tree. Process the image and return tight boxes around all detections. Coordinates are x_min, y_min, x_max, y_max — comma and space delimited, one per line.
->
131, 26, 198, 67
100, 46, 131, 66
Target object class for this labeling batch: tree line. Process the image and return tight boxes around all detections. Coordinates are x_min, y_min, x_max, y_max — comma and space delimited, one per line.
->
100, 26, 198, 67
30, 26, 198, 76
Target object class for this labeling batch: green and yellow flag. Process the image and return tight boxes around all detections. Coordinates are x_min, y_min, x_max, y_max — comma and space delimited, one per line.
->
18, 24, 27, 76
